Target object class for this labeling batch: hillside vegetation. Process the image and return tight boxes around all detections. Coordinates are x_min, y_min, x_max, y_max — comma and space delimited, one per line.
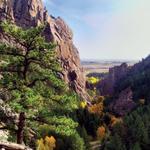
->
0, 22, 86, 150
1, 22, 150, 150
115, 55, 150, 102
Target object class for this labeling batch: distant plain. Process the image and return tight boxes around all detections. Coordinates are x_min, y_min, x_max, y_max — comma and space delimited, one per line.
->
81, 60, 138, 74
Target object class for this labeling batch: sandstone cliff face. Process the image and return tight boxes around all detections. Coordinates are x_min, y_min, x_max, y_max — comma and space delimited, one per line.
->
109, 88, 136, 116
97, 63, 138, 116
0, 0, 88, 100
97, 63, 129, 96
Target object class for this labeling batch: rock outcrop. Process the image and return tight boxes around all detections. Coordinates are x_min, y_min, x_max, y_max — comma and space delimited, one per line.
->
0, 99, 19, 142
109, 88, 136, 116
97, 63, 129, 96
0, 0, 88, 100
0, 142, 32, 150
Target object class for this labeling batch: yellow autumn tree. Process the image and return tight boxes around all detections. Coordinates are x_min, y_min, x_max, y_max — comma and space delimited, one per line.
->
88, 96, 105, 115
37, 136, 56, 150
87, 77, 99, 84
80, 101, 87, 109
97, 126, 106, 140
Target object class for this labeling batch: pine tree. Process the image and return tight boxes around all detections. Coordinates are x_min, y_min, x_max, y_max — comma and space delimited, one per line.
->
0, 21, 85, 149
105, 134, 126, 150
0, 21, 61, 114
131, 142, 141, 150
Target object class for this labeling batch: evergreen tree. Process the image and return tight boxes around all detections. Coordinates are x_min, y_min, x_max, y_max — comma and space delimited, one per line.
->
131, 143, 141, 150
105, 134, 126, 150
0, 21, 85, 149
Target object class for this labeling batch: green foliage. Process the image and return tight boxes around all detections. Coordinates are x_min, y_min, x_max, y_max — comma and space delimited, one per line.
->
76, 108, 101, 137
77, 126, 91, 150
105, 134, 126, 150
103, 105, 150, 150
37, 123, 86, 150
101, 56, 150, 150
114, 55, 150, 103
87, 72, 108, 79
0, 21, 85, 149
131, 143, 141, 150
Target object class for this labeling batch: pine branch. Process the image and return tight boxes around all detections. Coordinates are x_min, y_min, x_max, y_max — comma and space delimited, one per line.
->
0, 68, 23, 73
0, 51, 25, 57
27, 78, 48, 87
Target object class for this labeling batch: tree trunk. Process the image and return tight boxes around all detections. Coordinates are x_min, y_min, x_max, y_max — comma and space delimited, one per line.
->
17, 112, 25, 144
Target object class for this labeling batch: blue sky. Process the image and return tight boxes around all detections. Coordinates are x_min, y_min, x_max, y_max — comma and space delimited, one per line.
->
43, 0, 150, 60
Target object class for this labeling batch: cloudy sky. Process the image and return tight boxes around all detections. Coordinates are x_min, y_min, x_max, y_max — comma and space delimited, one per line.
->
43, 0, 150, 60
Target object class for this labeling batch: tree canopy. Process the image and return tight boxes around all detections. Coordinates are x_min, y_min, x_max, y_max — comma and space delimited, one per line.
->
0, 21, 85, 150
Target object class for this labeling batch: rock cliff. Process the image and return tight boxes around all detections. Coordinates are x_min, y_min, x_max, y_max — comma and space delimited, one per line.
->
109, 88, 136, 116
0, 0, 88, 100
97, 63, 129, 96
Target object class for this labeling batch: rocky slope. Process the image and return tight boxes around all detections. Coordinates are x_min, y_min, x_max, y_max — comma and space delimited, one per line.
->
115, 55, 150, 102
97, 63, 129, 96
98, 55, 150, 115
0, 0, 88, 100
109, 88, 136, 116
